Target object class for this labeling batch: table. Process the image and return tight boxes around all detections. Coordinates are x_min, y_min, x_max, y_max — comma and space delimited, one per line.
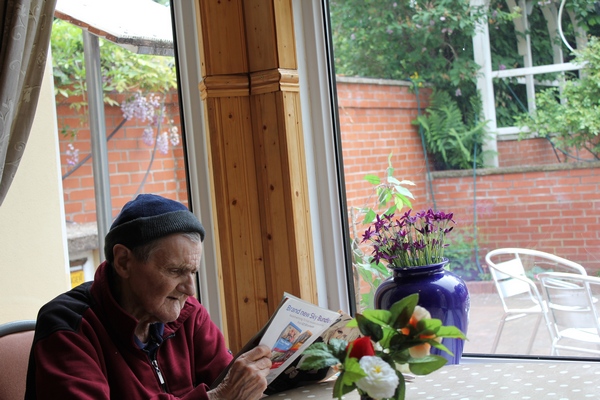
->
267, 362, 600, 399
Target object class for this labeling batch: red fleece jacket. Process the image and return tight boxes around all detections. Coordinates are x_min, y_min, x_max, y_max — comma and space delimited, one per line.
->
25, 262, 233, 399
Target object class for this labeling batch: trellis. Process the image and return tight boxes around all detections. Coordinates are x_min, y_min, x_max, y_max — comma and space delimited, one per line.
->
472, 0, 587, 166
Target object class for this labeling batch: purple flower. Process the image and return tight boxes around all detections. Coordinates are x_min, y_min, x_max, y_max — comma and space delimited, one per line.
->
169, 126, 180, 146
499, 64, 506, 71
142, 127, 155, 146
66, 143, 79, 166
361, 209, 456, 268
157, 132, 169, 155
362, 226, 375, 243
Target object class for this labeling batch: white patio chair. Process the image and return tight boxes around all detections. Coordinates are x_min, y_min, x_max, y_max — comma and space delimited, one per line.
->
484, 248, 587, 354
536, 272, 600, 356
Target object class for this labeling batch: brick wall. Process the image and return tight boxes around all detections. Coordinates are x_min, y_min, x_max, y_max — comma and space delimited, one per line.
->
56, 80, 600, 271
497, 137, 559, 167
57, 92, 188, 223
430, 165, 600, 270
335, 77, 600, 271
336, 79, 431, 211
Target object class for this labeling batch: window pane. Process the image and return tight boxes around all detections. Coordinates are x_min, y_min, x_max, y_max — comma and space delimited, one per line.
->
53, 2, 189, 286
327, 0, 600, 360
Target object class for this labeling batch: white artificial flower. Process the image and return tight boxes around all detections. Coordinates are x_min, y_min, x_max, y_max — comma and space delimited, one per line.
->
412, 305, 431, 321
356, 356, 399, 399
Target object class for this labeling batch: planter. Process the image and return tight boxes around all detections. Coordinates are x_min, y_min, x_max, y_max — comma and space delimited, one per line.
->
374, 258, 470, 364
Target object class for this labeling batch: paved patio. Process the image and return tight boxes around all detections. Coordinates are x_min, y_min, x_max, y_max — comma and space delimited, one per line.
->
464, 284, 600, 358
464, 290, 552, 356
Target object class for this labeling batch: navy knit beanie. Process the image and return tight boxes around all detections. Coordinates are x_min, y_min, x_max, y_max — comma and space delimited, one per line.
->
104, 194, 205, 263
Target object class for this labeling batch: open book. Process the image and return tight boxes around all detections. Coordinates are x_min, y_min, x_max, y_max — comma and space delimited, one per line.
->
211, 293, 344, 389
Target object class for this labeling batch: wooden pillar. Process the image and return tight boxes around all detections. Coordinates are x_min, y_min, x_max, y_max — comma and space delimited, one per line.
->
194, 0, 317, 352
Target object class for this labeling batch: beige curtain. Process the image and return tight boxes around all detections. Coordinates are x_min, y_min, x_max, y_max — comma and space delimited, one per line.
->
0, 0, 56, 206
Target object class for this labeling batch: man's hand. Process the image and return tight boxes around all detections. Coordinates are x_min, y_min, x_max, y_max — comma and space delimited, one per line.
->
209, 345, 272, 400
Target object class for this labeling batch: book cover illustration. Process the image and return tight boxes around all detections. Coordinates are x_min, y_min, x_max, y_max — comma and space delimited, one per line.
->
211, 293, 341, 388
256, 294, 341, 384
270, 324, 313, 369
265, 312, 362, 394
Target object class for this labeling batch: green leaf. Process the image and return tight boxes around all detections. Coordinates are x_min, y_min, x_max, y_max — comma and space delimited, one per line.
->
333, 372, 356, 399
408, 355, 447, 375
328, 338, 351, 359
379, 325, 400, 349
356, 314, 384, 342
389, 293, 419, 329
384, 205, 397, 217
377, 187, 392, 206
394, 194, 412, 209
429, 340, 454, 356
394, 185, 415, 199
416, 318, 442, 335
361, 308, 392, 326
298, 343, 342, 370
364, 174, 381, 185
345, 318, 358, 328
363, 209, 377, 225
435, 325, 467, 339
340, 357, 367, 387
394, 372, 406, 400
297, 352, 340, 370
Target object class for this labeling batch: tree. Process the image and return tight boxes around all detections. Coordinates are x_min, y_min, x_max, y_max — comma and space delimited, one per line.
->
329, 0, 600, 168
515, 37, 600, 160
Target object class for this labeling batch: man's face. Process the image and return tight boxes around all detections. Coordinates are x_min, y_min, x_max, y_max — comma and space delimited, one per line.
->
122, 234, 202, 324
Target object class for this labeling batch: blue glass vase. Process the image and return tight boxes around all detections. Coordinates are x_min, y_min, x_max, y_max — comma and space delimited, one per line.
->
374, 258, 470, 364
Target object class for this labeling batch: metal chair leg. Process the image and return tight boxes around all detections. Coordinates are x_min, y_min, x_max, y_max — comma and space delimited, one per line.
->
525, 313, 542, 354
491, 315, 508, 353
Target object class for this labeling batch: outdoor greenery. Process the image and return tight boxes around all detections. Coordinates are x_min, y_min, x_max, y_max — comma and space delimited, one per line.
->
330, 0, 508, 122
349, 154, 415, 310
443, 227, 488, 281
329, 0, 600, 169
515, 36, 600, 160
51, 16, 180, 170
51, 19, 177, 111
412, 90, 492, 170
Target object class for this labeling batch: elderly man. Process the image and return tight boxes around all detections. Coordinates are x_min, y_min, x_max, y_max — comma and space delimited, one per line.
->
25, 194, 272, 399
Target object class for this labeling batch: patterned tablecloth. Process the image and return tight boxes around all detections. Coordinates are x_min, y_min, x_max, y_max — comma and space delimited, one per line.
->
267, 362, 600, 400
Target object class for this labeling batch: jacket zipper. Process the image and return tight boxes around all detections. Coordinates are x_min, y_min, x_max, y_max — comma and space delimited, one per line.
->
147, 333, 175, 392
151, 357, 167, 391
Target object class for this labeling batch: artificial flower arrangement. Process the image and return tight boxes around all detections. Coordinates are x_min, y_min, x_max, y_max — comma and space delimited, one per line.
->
361, 209, 455, 269
298, 293, 466, 400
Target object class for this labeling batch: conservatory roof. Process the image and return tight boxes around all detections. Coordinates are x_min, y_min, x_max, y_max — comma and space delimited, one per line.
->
54, 0, 173, 56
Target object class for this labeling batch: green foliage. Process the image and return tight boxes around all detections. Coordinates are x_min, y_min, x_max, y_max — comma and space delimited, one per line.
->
329, 0, 518, 147
330, 0, 495, 86
443, 226, 488, 281
51, 19, 177, 111
561, 0, 600, 37
299, 294, 467, 400
490, 3, 558, 127
515, 37, 600, 159
349, 154, 415, 310
329, 0, 600, 159
413, 90, 493, 170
